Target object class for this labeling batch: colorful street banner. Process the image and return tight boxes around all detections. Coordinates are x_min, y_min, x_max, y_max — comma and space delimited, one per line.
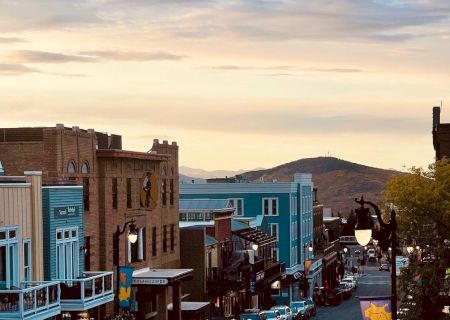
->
118, 266, 134, 308
359, 296, 392, 320
305, 259, 311, 277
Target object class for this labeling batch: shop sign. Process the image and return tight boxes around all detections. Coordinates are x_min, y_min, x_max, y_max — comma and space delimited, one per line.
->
132, 278, 168, 285
54, 206, 79, 219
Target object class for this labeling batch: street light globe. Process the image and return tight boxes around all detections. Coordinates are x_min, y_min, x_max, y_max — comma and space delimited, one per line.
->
355, 229, 372, 247
251, 242, 259, 251
407, 246, 414, 254
364, 246, 368, 250
308, 244, 313, 252
416, 246, 420, 250
128, 229, 138, 244
343, 247, 348, 253
442, 306, 449, 314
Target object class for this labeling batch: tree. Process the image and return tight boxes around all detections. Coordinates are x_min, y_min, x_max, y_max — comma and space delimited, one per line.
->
384, 159, 450, 320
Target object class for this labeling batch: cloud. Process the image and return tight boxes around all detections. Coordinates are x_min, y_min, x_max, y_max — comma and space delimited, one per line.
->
205, 65, 362, 73
6, 50, 97, 63
0, 37, 27, 44
0, 64, 40, 75
79, 50, 186, 61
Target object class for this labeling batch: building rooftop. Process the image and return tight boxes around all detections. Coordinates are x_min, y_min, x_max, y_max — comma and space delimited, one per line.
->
96, 149, 170, 161
179, 199, 233, 212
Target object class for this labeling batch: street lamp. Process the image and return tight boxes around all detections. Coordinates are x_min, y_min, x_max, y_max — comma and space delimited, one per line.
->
406, 246, 414, 254
355, 196, 398, 320
113, 218, 138, 314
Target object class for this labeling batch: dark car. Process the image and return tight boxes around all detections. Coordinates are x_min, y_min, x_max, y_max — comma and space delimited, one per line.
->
354, 249, 361, 255
325, 289, 343, 306
379, 263, 390, 271
338, 283, 352, 300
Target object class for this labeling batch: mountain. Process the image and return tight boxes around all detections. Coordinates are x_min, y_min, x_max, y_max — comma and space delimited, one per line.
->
179, 174, 205, 184
179, 166, 265, 180
239, 157, 399, 214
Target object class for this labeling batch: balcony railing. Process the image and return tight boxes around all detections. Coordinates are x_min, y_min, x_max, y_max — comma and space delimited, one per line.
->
315, 239, 340, 258
57, 271, 114, 311
0, 281, 61, 320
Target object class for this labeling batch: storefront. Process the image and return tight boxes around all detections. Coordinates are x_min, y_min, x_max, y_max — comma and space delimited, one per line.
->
131, 268, 193, 320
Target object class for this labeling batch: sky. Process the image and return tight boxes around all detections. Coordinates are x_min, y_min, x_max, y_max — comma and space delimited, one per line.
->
1, 0, 449, 171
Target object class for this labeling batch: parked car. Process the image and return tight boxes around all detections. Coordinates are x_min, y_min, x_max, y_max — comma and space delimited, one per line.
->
261, 310, 281, 320
368, 248, 376, 261
341, 277, 357, 290
299, 297, 316, 317
354, 249, 361, 255
271, 305, 293, 320
325, 289, 343, 306
338, 282, 352, 299
240, 312, 266, 320
380, 263, 390, 271
289, 301, 308, 319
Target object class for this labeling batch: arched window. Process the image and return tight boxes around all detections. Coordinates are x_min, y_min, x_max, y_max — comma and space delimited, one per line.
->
81, 162, 89, 174
170, 167, 174, 176
162, 165, 167, 176
68, 161, 76, 173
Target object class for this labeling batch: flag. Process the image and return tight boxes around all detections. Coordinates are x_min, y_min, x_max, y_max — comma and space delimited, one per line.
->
359, 296, 392, 320
118, 266, 134, 308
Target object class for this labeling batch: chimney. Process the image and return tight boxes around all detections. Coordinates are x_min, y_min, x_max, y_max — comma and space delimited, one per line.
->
313, 187, 318, 202
191, 179, 195, 184
433, 106, 441, 130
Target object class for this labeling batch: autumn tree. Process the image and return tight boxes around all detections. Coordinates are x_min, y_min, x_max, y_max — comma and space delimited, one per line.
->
384, 159, 450, 320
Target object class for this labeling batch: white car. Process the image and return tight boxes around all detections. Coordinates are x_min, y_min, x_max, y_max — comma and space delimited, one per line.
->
341, 277, 357, 290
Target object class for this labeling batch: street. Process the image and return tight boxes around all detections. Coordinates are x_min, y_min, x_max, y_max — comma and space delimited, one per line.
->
314, 245, 391, 320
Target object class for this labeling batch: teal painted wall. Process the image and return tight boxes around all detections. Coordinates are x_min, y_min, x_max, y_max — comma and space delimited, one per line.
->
42, 187, 84, 281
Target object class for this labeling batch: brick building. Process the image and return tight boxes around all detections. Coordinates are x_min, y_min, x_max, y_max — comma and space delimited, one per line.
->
433, 106, 450, 160
0, 125, 188, 320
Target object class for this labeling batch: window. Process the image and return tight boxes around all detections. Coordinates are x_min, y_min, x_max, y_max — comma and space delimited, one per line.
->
263, 198, 278, 216
83, 178, 90, 211
269, 224, 279, 261
23, 239, 32, 282
169, 179, 174, 205
163, 225, 167, 253
81, 162, 89, 174
170, 224, 175, 251
84, 236, 90, 271
67, 161, 76, 173
126, 178, 132, 209
56, 227, 78, 280
162, 179, 167, 206
0, 226, 19, 288
128, 228, 145, 263
228, 199, 244, 216
152, 227, 157, 256
112, 178, 118, 209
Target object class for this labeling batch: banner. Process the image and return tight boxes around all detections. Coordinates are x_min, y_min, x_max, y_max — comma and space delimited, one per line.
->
359, 296, 392, 320
305, 259, 311, 277
118, 266, 134, 308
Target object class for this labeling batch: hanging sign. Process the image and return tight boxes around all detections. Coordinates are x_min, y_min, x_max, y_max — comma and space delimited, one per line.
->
118, 266, 134, 308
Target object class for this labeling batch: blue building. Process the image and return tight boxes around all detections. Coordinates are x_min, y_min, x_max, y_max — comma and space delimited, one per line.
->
42, 185, 114, 319
180, 173, 322, 303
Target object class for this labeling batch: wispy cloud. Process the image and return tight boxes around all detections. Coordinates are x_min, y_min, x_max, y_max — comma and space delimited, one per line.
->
205, 65, 362, 73
0, 37, 27, 44
6, 50, 97, 63
309, 68, 362, 73
79, 50, 186, 61
0, 64, 40, 75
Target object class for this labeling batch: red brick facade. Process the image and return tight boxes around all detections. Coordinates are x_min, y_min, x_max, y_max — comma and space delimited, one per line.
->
0, 126, 181, 319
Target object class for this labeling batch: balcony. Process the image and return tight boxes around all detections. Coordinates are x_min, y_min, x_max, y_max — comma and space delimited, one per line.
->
58, 271, 114, 311
0, 281, 61, 320
315, 239, 340, 261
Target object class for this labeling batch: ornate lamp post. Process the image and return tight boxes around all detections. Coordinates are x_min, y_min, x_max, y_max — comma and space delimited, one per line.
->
355, 196, 397, 320
113, 219, 138, 314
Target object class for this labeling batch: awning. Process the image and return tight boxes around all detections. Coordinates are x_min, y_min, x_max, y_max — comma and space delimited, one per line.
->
167, 301, 210, 312
232, 227, 277, 246
132, 268, 193, 286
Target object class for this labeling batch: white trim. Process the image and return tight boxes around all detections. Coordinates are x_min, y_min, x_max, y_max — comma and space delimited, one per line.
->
262, 197, 279, 216
228, 198, 244, 216
43, 186, 83, 189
